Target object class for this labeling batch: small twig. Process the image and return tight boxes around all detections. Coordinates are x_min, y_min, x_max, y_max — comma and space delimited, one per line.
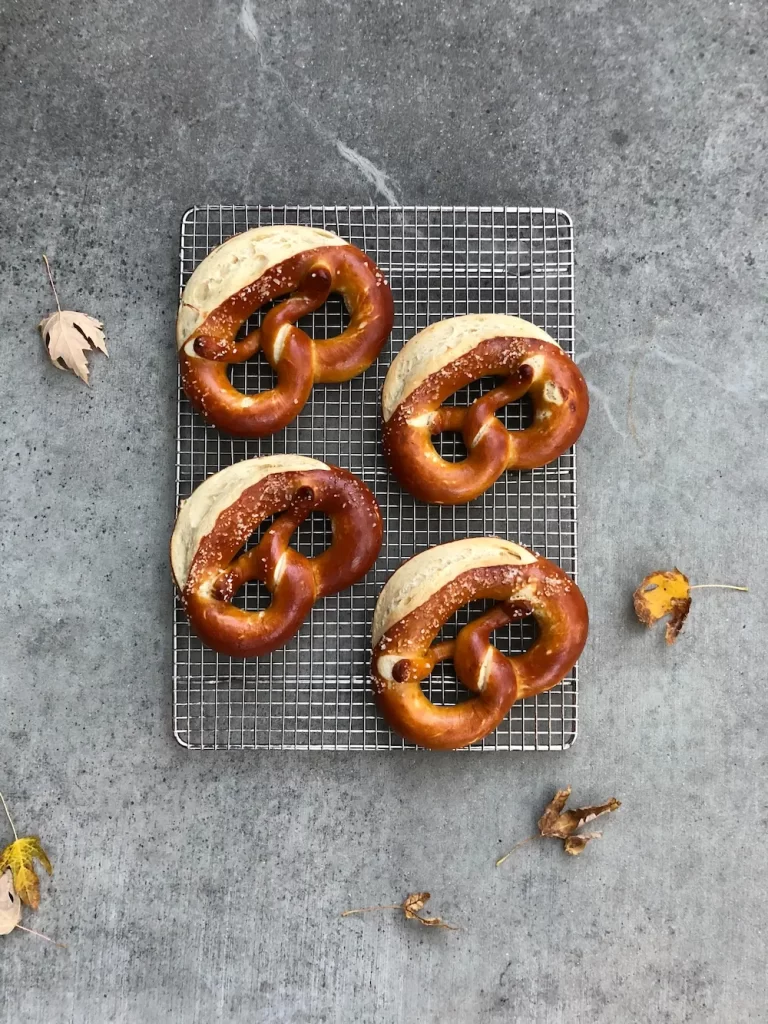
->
496, 834, 539, 867
341, 904, 401, 917
42, 255, 61, 312
15, 924, 67, 948
0, 791, 18, 841
689, 584, 748, 592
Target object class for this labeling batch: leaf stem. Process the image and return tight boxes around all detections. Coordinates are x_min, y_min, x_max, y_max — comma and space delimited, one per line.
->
42, 255, 61, 312
0, 791, 18, 841
496, 834, 539, 867
689, 584, 748, 592
341, 904, 401, 917
15, 923, 67, 948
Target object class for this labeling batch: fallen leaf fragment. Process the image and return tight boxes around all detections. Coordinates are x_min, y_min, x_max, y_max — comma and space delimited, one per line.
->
0, 870, 21, 935
633, 569, 748, 644
0, 836, 53, 910
497, 786, 621, 865
564, 834, 602, 856
341, 892, 457, 930
633, 569, 691, 644
38, 254, 107, 384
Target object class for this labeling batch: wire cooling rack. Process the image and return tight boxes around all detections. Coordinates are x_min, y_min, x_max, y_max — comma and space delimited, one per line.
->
175, 206, 578, 751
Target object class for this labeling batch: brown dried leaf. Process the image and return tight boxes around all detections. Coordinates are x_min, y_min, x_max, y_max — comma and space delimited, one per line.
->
538, 788, 620, 854
399, 893, 457, 930
498, 789, 621, 864
539, 789, 622, 841
402, 892, 429, 919
341, 893, 457, 930
537, 786, 572, 836
40, 310, 108, 384
564, 833, 602, 856
0, 870, 21, 935
633, 569, 691, 644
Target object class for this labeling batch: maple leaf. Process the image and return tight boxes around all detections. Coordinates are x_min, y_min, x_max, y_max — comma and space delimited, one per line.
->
497, 786, 621, 864
38, 255, 107, 384
0, 836, 53, 910
633, 569, 748, 644
633, 569, 691, 644
342, 892, 457, 930
40, 310, 107, 384
0, 870, 21, 936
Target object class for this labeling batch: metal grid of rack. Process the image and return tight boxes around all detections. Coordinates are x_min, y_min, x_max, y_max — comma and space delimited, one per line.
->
174, 206, 578, 751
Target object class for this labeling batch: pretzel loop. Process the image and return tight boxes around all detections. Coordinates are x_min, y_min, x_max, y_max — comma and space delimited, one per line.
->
177, 227, 394, 438
371, 539, 588, 749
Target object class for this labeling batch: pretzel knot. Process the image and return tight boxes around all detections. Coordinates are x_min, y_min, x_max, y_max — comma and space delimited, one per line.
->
371, 539, 588, 749
177, 226, 394, 438
171, 456, 383, 657
382, 314, 589, 504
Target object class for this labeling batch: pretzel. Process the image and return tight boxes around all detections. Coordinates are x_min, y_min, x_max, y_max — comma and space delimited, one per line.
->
171, 456, 382, 657
177, 225, 394, 437
371, 538, 588, 749
382, 314, 588, 504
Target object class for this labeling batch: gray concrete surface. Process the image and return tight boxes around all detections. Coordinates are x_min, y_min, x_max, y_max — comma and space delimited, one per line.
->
1, 0, 766, 1020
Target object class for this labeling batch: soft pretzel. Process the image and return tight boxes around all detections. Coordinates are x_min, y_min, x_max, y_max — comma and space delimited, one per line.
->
177, 225, 394, 437
382, 314, 588, 504
371, 538, 588, 749
172, 456, 382, 657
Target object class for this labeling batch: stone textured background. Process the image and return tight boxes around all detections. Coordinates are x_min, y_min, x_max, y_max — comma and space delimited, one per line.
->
0, 0, 766, 1020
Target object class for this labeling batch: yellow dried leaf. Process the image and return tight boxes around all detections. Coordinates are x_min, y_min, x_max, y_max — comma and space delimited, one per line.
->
0, 870, 21, 935
633, 569, 691, 643
0, 836, 53, 910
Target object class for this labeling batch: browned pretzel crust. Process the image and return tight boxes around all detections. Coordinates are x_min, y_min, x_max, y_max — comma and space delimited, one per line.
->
177, 226, 394, 438
371, 538, 588, 749
382, 315, 588, 504
172, 456, 382, 658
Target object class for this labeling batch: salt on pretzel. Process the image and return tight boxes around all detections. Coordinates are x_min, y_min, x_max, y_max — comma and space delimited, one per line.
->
172, 455, 382, 657
177, 225, 394, 437
382, 314, 588, 504
371, 538, 588, 749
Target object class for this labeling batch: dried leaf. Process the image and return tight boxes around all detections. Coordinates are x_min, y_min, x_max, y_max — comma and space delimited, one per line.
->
40, 310, 107, 384
399, 892, 456, 929
498, 787, 621, 864
538, 787, 621, 841
536, 787, 572, 836
402, 892, 429, 919
633, 568, 691, 643
0, 836, 53, 910
341, 892, 457, 930
633, 569, 748, 643
0, 870, 21, 935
